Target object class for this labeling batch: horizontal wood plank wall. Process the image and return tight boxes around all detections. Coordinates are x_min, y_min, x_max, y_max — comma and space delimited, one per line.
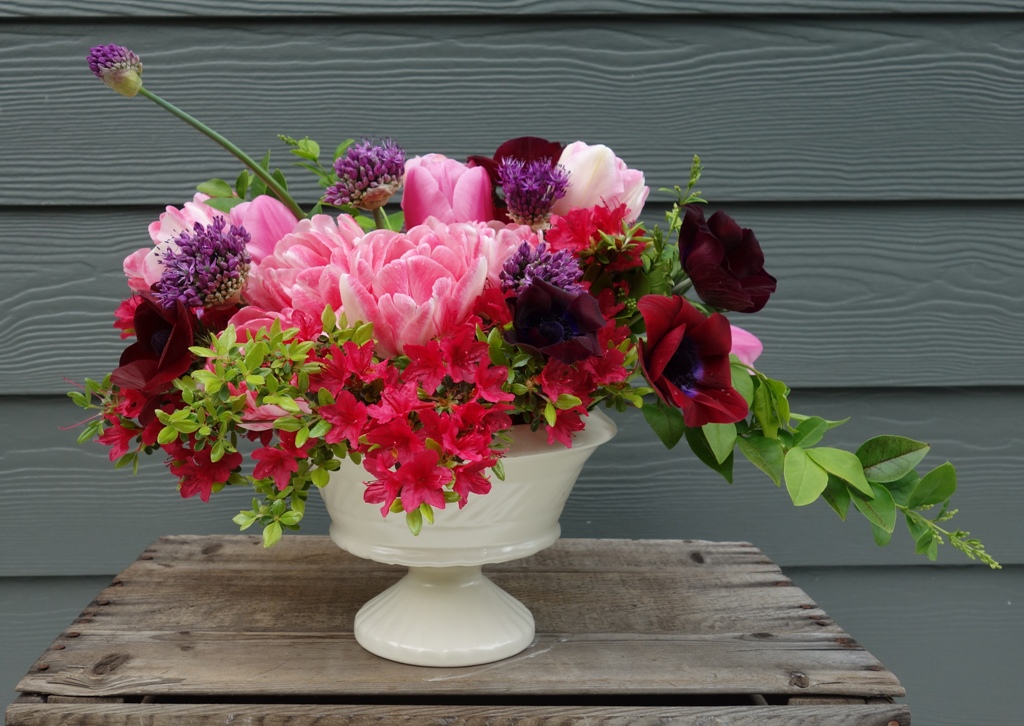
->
2, 3, 1021, 724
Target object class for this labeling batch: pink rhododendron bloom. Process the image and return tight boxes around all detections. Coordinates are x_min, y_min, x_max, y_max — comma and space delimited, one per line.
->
730, 324, 763, 367
401, 154, 495, 227
243, 213, 363, 316
550, 141, 649, 223
124, 193, 299, 292
338, 219, 534, 356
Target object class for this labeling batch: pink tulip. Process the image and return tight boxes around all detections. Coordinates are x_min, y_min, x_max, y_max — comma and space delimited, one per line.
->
338, 219, 535, 356
730, 324, 763, 367
401, 154, 495, 228
229, 195, 301, 264
550, 141, 649, 222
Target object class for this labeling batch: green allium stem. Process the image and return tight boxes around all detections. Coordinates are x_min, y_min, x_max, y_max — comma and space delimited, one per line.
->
671, 277, 693, 296
138, 87, 307, 220
372, 207, 388, 231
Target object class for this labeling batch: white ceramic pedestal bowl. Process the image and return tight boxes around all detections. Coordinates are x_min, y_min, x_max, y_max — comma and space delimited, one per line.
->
319, 409, 617, 667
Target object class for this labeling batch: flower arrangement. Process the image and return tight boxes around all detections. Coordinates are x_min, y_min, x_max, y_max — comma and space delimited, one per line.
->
72, 44, 998, 566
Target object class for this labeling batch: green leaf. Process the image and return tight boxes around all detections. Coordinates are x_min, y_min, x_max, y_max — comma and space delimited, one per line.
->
279, 511, 302, 526
685, 426, 734, 483
752, 383, 779, 439
871, 522, 894, 547
882, 470, 920, 507
196, 178, 234, 197
908, 462, 957, 508
406, 508, 423, 536
701, 423, 736, 465
821, 475, 851, 520
783, 447, 829, 506
204, 196, 245, 213
235, 170, 250, 199
232, 511, 258, 530
419, 502, 435, 526
730, 363, 755, 406
737, 434, 784, 486
805, 447, 872, 496
308, 419, 332, 440
856, 435, 931, 483
852, 482, 897, 533
310, 468, 330, 488
554, 394, 583, 410
262, 521, 283, 547
157, 426, 179, 446
792, 417, 828, 448
641, 399, 685, 449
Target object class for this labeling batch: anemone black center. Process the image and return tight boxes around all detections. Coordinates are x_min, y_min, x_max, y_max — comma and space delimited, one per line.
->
663, 338, 699, 392
534, 310, 578, 343
149, 328, 171, 355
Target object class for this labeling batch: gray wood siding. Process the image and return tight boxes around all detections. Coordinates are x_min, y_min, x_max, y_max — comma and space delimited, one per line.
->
1, 2, 1020, 724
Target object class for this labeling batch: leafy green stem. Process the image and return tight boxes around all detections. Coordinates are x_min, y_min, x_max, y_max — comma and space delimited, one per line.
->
138, 87, 307, 220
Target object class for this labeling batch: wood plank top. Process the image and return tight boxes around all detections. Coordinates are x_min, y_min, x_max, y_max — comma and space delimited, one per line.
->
13, 536, 904, 708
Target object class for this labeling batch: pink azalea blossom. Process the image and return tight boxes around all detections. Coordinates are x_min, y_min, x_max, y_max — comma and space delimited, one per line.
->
730, 324, 763, 367
338, 219, 535, 356
401, 154, 495, 228
550, 141, 649, 223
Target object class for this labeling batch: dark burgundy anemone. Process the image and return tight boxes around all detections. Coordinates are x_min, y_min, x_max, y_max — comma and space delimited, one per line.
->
679, 204, 777, 313
468, 136, 565, 220
507, 279, 606, 364
637, 294, 748, 428
111, 293, 196, 396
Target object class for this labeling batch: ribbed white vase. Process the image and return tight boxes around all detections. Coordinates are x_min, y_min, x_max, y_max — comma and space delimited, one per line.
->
319, 409, 617, 667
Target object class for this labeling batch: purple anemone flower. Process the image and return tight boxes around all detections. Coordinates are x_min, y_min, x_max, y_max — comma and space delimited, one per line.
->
507, 279, 606, 364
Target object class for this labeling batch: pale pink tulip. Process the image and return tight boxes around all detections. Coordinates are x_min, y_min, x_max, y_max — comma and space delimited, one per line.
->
401, 154, 495, 227
228, 195, 301, 264
730, 324, 763, 367
550, 141, 649, 222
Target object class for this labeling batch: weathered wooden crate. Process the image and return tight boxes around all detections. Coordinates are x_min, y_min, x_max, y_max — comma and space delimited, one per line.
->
6, 536, 909, 725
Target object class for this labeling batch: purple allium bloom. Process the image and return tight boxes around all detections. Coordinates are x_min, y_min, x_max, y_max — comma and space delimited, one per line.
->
155, 217, 251, 310
324, 138, 406, 211
497, 158, 569, 230
87, 44, 143, 97
500, 241, 584, 295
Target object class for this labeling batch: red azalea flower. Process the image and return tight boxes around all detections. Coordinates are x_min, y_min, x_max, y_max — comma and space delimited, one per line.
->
392, 449, 452, 512
472, 285, 513, 327
113, 296, 143, 339
97, 417, 140, 461
252, 445, 300, 491
546, 203, 641, 271
637, 295, 749, 427
318, 390, 368, 447
474, 363, 513, 404
451, 459, 493, 507
679, 204, 777, 313
111, 294, 196, 395
546, 409, 587, 447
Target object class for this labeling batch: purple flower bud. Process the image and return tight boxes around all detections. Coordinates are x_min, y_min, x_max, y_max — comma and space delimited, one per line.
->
500, 241, 584, 295
324, 138, 406, 211
155, 217, 251, 310
497, 158, 569, 230
87, 44, 143, 97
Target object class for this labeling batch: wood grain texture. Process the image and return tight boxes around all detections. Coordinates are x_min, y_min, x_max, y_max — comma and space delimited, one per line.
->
12, 537, 904, 705
3, 390, 1019, 577
3, 702, 912, 726
3, 203, 1021, 393
3, 18, 1024, 204
2, 0, 1022, 17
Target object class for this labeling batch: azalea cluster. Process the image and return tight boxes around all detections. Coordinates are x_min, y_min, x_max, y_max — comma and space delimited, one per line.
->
72, 44, 998, 566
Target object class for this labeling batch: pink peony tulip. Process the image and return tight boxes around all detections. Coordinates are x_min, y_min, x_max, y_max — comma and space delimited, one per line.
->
730, 324, 763, 367
401, 154, 495, 228
242, 213, 363, 317
338, 219, 536, 356
550, 141, 649, 223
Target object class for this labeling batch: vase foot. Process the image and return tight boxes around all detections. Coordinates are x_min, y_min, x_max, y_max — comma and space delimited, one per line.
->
354, 565, 535, 667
